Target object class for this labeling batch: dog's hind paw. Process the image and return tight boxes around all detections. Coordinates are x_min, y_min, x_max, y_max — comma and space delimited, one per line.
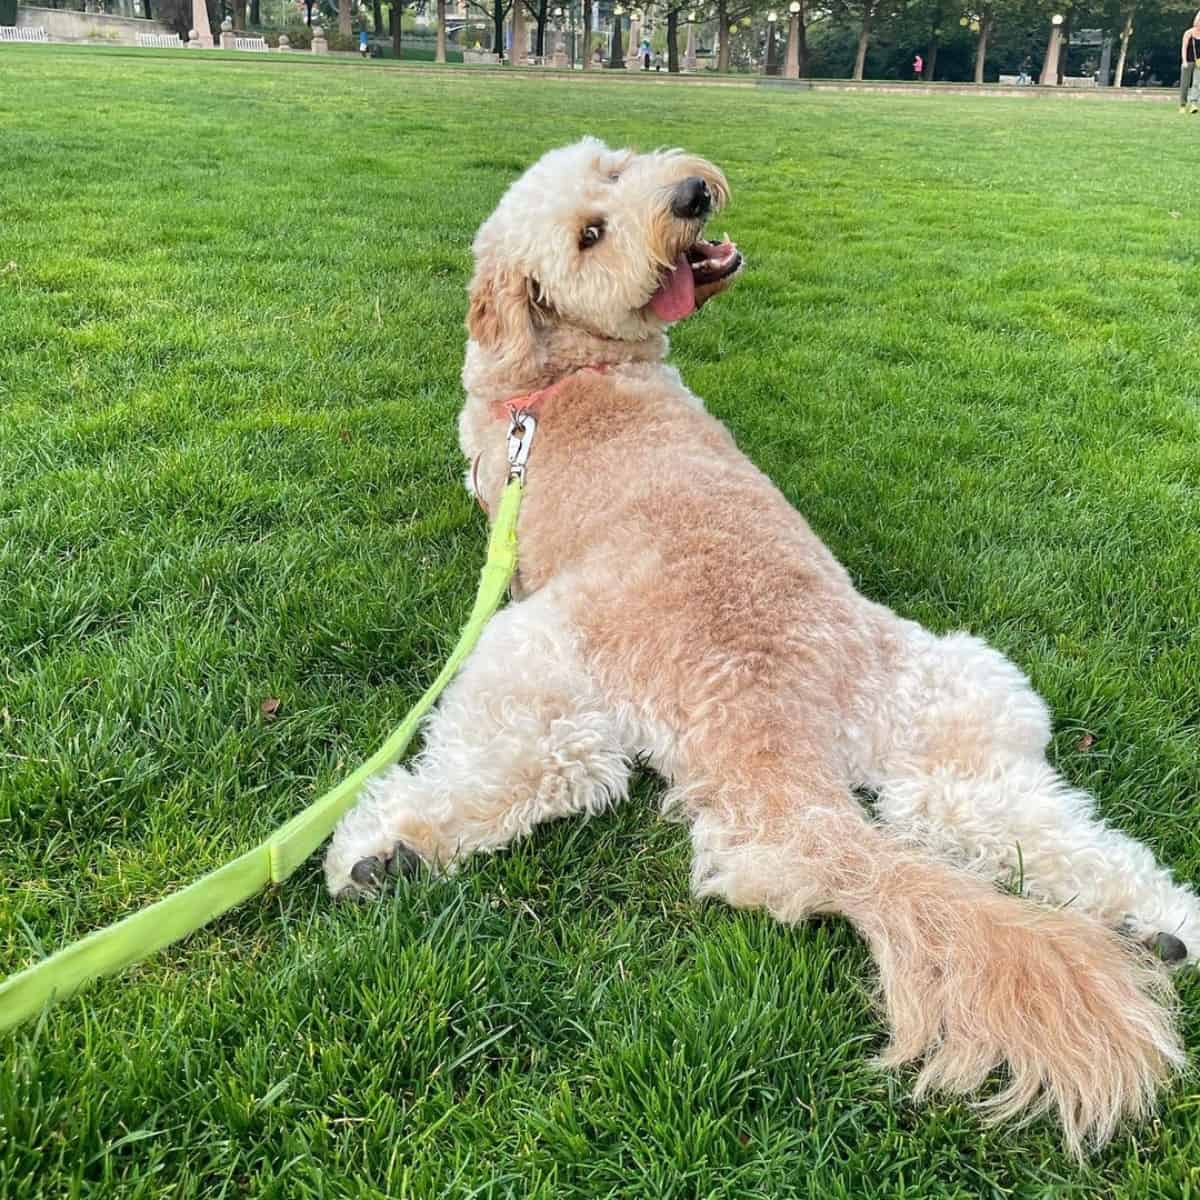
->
385, 842, 421, 878
1148, 931, 1189, 965
351, 855, 386, 888
1118, 912, 1197, 969
329, 842, 422, 901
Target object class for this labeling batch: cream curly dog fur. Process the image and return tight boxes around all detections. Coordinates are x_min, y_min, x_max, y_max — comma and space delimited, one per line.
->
326, 139, 1198, 1155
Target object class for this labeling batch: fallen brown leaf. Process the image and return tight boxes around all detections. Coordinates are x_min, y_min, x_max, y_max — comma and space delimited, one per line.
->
260, 697, 281, 720
1076, 733, 1096, 752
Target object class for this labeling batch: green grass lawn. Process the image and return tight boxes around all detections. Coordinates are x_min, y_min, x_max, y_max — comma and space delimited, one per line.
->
2, 48, 1199, 1199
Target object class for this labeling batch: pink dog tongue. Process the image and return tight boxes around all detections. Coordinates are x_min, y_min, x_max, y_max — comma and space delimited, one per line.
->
649, 253, 696, 321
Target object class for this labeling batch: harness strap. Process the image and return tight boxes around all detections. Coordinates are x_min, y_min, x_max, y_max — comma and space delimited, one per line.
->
472, 363, 610, 516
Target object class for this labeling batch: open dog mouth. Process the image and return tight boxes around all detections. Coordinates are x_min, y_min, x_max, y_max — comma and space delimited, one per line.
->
649, 237, 744, 322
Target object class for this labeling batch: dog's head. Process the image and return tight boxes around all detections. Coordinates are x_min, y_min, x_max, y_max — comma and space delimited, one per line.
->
466, 139, 741, 367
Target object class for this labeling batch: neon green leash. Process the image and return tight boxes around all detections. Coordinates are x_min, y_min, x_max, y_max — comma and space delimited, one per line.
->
0, 461, 528, 1035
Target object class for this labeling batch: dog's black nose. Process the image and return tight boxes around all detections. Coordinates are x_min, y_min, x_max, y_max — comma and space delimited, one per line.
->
671, 176, 712, 220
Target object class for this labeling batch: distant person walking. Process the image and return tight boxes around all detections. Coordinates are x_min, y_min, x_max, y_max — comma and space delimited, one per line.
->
913, 53, 924, 79
1181, 12, 1200, 112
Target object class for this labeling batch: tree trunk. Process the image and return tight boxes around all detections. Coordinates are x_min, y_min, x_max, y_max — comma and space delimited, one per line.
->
1114, 9, 1132, 87
795, 0, 809, 76
392, 3, 402, 55
921, 0, 943, 79
492, 0, 504, 55
142, 0, 152, 19
581, 0, 592, 68
339, 0, 351, 36
716, 0, 731, 71
667, 6, 679, 72
373, 0, 383, 33
305, 0, 314, 25
973, 14, 989, 83
924, 36, 937, 79
512, 0, 526, 61
535, 0, 547, 57
435, 0, 446, 59
853, 18, 870, 79
609, 9, 622, 65
1058, 13, 1070, 85
233, 0, 246, 30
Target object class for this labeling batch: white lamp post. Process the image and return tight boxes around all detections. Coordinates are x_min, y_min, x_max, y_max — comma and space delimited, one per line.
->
1039, 12, 1065, 86
189, 0, 214, 46
784, 0, 802, 78
511, 0, 527, 64
552, 3, 568, 65
609, 2, 624, 67
683, 7, 698, 69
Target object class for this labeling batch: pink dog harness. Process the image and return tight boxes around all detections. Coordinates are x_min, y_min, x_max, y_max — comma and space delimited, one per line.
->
472, 364, 611, 515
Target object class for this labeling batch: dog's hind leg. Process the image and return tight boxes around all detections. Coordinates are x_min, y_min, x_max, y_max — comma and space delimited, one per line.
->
686, 739, 1184, 1155
325, 590, 631, 898
864, 626, 1200, 965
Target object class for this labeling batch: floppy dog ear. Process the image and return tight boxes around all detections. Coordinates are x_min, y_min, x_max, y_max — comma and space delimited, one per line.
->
466, 262, 542, 366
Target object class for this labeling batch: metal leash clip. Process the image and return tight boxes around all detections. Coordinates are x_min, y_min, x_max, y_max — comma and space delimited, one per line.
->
506, 410, 537, 483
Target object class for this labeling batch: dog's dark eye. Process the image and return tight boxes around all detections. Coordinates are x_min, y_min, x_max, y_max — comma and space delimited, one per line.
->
580, 223, 605, 249
608, 172, 621, 183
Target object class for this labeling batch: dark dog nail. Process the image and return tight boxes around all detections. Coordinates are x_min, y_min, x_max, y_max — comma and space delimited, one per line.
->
1150, 931, 1188, 964
386, 842, 420, 878
350, 856, 384, 887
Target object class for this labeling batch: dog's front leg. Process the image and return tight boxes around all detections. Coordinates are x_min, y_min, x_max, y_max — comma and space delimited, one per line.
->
325, 590, 632, 898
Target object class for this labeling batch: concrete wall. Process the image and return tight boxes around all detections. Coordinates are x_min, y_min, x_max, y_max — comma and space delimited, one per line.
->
16, 6, 176, 45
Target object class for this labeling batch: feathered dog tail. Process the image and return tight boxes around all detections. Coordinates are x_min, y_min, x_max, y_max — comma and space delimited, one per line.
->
691, 802, 1185, 1156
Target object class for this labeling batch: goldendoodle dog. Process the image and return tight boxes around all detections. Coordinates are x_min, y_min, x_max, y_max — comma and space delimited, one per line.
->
326, 139, 1198, 1154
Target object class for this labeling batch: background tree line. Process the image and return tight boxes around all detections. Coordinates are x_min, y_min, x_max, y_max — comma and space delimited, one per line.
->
692, 0, 1194, 83
30, 0, 1193, 83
